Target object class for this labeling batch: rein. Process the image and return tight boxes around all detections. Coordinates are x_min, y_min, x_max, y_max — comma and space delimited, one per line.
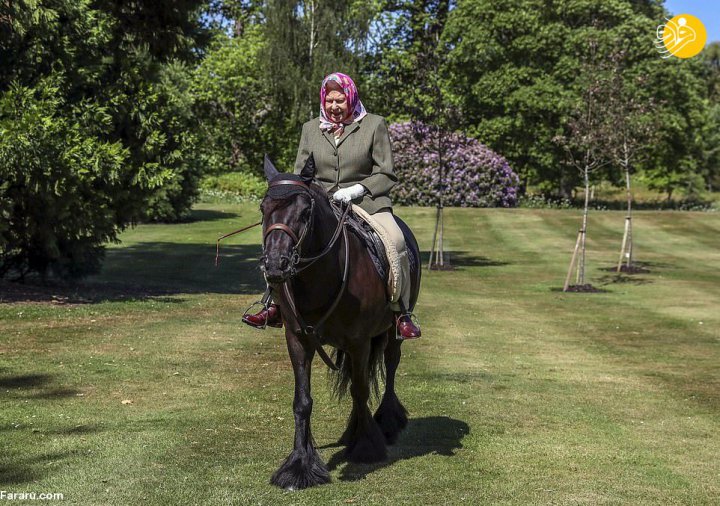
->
215, 221, 262, 267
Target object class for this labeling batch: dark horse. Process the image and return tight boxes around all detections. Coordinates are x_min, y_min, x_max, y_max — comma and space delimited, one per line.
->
259, 155, 421, 490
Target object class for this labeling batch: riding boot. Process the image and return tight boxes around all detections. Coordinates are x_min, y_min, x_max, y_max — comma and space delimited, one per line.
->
395, 314, 421, 339
394, 301, 421, 339
243, 303, 283, 328
242, 286, 283, 329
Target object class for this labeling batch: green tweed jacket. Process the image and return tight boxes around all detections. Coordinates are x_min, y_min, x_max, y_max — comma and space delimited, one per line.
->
294, 113, 397, 215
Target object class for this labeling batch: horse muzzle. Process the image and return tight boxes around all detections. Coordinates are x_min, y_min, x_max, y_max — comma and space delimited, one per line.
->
262, 254, 295, 283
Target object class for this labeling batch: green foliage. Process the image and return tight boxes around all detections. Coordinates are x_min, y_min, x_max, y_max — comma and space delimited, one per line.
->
362, 0, 454, 125
192, 26, 270, 175
0, 0, 207, 279
260, 0, 375, 168
700, 42, 720, 191
0, 80, 127, 279
634, 57, 709, 199
199, 171, 266, 199
441, 0, 711, 198
141, 61, 203, 222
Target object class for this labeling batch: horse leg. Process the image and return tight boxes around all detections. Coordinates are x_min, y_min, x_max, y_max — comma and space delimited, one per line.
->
344, 345, 387, 463
270, 332, 330, 490
373, 329, 409, 444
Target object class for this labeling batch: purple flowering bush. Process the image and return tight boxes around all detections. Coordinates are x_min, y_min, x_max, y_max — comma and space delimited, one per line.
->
389, 122, 519, 207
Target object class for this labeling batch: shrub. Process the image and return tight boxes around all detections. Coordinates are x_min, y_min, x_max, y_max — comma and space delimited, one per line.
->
141, 62, 202, 222
0, 82, 127, 280
199, 172, 266, 200
389, 121, 519, 207
517, 194, 573, 209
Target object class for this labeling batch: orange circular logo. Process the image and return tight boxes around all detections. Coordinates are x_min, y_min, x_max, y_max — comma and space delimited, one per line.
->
656, 14, 707, 59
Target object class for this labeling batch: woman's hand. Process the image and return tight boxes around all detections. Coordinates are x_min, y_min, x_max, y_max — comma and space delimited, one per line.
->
332, 184, 366, 203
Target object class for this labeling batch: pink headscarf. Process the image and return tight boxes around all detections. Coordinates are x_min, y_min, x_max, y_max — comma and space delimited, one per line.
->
319, 72, 367, 135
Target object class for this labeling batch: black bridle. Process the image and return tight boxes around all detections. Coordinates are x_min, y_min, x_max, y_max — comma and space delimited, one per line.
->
262, 179, 352, 370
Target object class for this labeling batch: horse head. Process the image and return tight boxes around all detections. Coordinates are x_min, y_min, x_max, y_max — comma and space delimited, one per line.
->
259, 154, 326, 283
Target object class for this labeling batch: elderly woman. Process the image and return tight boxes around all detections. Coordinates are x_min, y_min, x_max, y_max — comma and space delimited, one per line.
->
243, 72, 420, 339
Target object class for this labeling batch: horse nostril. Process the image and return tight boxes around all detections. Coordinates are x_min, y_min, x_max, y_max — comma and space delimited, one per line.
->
279, 256, 289, 270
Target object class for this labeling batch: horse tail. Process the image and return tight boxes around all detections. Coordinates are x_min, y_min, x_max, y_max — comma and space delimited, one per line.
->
329, 332, 387, 400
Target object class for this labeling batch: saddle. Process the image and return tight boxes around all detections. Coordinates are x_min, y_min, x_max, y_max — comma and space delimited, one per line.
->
331, 204, 389, 284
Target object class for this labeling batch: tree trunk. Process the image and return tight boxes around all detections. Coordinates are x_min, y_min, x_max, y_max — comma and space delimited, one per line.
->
429, 126, 447, 269
563, 230, 583, 292
616, 138, 635, 273
308, 0, 316, 120
578, 166, 590, 285
625, 166, 633, 268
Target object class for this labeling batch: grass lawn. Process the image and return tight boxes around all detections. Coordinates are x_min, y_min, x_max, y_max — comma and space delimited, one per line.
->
1, 203, 719, 505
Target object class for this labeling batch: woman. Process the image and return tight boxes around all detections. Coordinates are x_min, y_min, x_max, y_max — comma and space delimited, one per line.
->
243, 72, 420, 339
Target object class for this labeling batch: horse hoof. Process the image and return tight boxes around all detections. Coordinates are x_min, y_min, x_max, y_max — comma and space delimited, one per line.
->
270, 449, 330, 489
344, 422, 387, 464
374, 395, 409, 445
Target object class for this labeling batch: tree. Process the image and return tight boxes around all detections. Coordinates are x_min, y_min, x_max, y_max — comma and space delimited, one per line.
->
700, 42, 720, 192
554, 41, 612, 291
634, 55, 709, 201
602, 52, 659, 272
442, 0, 712, 199
261, 0, 374, 167
0, 80, 127, 280
0, 0, 207, 279
192, 25, 270, 175
363, 1, 456, 268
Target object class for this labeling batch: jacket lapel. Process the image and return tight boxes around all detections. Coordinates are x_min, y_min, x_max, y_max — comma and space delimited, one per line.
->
321, 130, 336, 150
336, 122, 360, 148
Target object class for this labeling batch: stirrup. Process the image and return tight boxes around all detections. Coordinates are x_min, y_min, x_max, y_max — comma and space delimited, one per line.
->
395, 312, 421, 341
242, 300, 270, 330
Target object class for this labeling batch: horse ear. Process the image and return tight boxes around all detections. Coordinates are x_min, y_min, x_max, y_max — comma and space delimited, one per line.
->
300, 153, 317, 184
264, 154, 279, 181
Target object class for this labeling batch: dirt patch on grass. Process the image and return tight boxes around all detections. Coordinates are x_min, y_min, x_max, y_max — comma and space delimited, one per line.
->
551, 284, 608, 293
600, 264, 651, 274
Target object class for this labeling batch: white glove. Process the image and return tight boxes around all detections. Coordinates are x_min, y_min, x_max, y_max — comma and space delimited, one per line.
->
332, 184, 366, 203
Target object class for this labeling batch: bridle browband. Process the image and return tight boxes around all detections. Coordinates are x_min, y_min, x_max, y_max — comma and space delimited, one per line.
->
262, 179, 352, 370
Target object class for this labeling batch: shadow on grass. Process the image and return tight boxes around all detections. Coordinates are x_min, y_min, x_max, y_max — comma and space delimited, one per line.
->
599, 260, 673, 274
0, 452, 77, 486
419, 251, 509, 269
323, 416, 469, 481
0, 374, 53, 389
1, 242, 267, 304
0, 373, 81, 399
182, 208, 241, 223
597, 274, 653, 286
549, 286, 609, 293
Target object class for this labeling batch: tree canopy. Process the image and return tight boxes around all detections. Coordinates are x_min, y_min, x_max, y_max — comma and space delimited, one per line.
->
1, 0, 718, 279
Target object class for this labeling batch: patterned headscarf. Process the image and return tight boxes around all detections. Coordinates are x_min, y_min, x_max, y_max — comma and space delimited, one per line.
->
319, 72, 367, 136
